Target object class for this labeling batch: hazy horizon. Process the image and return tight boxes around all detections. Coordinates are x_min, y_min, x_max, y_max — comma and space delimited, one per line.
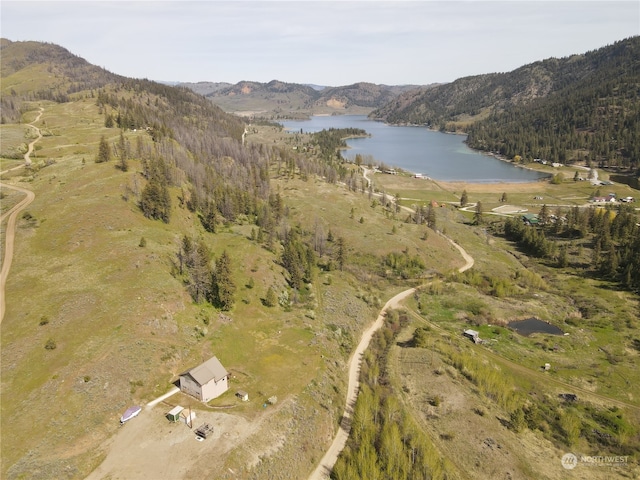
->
1, 1, 638, 87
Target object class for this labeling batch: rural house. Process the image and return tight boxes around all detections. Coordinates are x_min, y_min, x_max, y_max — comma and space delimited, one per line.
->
179, 356, 229, 402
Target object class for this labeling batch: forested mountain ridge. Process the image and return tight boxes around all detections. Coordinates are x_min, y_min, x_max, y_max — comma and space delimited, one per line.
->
372, 37, 640, 171
186, 78, 423, 117
1, 38, 275, 224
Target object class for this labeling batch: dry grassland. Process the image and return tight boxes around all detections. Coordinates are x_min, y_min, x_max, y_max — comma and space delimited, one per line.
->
2, 100, 639, 480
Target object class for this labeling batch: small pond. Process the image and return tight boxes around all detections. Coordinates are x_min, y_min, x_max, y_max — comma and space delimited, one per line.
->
508, 318, 564, 336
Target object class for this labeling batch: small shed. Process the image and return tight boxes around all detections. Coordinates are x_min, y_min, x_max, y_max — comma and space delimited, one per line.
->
166, 405, 184, 422
463, 329, 481, 343
236, 390, 249, 402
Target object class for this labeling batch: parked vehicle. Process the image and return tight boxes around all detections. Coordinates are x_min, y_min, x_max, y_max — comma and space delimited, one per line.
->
120, 405, 142, 424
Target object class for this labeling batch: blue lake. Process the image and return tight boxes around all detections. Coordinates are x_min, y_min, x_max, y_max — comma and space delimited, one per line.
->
280, 115, 548, 183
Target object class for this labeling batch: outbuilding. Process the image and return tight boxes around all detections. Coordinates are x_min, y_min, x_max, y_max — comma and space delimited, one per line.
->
236, 390, 249, 402
463, 329, 481, 344
166, 405, 184, 422
522, 213, 539, 226
179, 356, 230, 402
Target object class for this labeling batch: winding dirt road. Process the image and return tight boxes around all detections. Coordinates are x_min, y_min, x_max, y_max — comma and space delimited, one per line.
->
309, 174, 474, 479
0, 108, 43, 324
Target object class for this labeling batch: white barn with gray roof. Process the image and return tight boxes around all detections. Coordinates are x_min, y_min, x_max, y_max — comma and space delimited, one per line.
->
179, 356, 229, 402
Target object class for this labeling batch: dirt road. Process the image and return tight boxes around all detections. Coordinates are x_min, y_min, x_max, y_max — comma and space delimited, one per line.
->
308, 288, 417, 480
309, 204, 474, 479
0, 108, 42, 324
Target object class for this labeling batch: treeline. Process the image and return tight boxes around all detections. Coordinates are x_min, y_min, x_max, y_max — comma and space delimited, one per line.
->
273, 128, 370, 185
174, 235, 235, 310
467, 72, 640, 168
501, 203, 640, 291
5, 39, 275, 229
94, 80, 275, 227
381, 251, 426, 279
311, 128, 368, 163
332, 310, 455, 479
257, 220, 346, 290
372, 37, 640, 170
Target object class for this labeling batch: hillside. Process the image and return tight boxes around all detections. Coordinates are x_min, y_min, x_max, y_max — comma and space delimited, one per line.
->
2, 38, 640, 480
372, 37, 640, 171
0, 39, 462, 479
185, 78, 422, 117
176, 81, 233, 96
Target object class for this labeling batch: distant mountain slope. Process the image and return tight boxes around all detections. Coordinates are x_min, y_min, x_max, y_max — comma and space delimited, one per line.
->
313, 82, 419, 110
186, 79, 422, 117
177, 81, 232, 96
1, 38, 245, 138
371, 37, 640, 170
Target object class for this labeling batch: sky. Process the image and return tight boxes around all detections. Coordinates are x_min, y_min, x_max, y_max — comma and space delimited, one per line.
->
1, 1, 638, 86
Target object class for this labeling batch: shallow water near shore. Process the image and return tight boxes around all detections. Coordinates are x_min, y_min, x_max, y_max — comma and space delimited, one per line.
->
280, 115, 548, 183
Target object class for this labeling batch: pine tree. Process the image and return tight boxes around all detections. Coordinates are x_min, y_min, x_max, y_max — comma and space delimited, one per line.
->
426, 204, 437, 229
200, 200, 217, 233
336, 237, 346, 271
212, 250, 235, 311
557, 244, 569, 268
140, 177, 171, 223
538, 204, 550, 226
139, 157, 171, 223
183, 239, 211, 304
460, 190, 468, 207
116, 131, 129, 171
96, 135, 111, 163
264, 285, 277, 307
473, 201, 483, 225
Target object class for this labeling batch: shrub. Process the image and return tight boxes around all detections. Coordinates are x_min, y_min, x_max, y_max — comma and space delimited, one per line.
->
44, 339, 57, 350
510, 407, 527, 433
473, 407, 487, 416
264, 286, 277, 307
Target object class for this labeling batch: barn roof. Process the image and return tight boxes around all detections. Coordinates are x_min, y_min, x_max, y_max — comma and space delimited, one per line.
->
181, 356, 229, 386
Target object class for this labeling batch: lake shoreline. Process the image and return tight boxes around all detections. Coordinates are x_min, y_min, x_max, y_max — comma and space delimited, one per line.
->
280, 115, 549, 183
365, 116, 559, 183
